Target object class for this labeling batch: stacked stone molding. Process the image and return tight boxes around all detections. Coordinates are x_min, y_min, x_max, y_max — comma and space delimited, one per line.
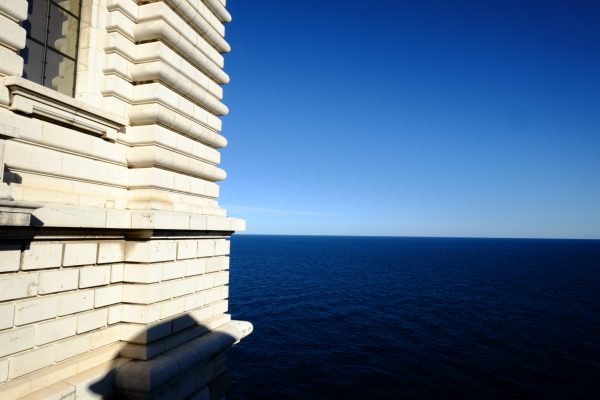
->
0, 0, 250, 398
1, 0, 237, 218
0, 1, 27, 78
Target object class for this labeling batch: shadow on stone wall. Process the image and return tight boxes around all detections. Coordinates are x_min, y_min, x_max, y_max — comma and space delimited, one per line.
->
89, 314, 244, 400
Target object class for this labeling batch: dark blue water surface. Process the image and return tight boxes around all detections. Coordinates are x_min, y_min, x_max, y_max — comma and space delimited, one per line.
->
226, 236, 600, 399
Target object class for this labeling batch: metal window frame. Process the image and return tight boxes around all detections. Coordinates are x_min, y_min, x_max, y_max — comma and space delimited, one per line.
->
22, 0, 83, 97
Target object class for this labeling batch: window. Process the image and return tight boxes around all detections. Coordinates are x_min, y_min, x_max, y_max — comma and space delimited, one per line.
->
20, 0, 82, 96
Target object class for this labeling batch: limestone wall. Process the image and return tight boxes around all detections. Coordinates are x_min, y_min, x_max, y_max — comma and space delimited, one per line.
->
0, 0, 250, 398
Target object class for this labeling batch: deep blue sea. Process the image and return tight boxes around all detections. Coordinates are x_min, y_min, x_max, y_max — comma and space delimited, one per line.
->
226, 235, 600, 400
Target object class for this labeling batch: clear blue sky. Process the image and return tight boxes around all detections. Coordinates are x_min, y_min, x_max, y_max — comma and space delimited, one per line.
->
218, 0, 600, 239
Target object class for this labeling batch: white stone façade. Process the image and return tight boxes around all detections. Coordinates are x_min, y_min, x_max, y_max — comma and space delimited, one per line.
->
0, 1, 251, 398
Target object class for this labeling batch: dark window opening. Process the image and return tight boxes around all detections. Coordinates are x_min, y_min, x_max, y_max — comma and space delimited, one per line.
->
20, 0, 82, 97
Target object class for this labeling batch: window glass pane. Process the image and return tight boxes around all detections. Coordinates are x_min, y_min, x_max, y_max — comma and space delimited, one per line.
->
44, 48, 76, 96
21, 0, 81, 96
48, 4, 78, 58
52, 0, 80, 17
21, 38, 45, 85
24, 0, 48, 42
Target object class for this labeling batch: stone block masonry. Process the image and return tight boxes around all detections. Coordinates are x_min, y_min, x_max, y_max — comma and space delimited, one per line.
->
0, 0, 250, 398
0, 233, 249, 398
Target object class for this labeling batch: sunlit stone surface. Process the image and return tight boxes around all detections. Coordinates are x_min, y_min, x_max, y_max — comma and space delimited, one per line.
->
0, 1, 251, 398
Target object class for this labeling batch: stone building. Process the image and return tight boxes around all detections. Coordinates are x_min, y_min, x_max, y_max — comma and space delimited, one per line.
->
0, 0, 251, 398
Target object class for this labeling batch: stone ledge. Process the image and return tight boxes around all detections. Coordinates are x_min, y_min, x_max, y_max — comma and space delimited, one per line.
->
0, 76, 126, 141
128, 61, 228, 115
160, 0, 230, 52
0, 199, 43, 226
0, 319, 252, 399
114, 320, 252, 395
128, 102, 227, 148
11, 204, 246, 232
202, 0, 232, 23
103, 40, 223, 100
126, 145, 227, 182
122, 125, 221, 166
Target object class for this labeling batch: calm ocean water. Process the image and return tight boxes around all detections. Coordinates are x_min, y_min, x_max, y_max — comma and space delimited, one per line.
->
226, 235, 600, 400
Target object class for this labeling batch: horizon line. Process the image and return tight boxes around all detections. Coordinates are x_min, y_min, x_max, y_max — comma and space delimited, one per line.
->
232, 233, 600, 241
